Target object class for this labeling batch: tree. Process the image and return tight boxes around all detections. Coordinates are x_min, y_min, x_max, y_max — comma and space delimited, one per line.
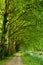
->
0, 0, 10, 58
0, 0, 43, 59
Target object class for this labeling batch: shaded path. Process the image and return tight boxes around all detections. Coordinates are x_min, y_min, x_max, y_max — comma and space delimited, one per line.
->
4, 53, 25, 65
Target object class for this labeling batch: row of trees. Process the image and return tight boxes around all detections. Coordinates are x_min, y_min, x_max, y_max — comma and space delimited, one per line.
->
0, 0, 43, 59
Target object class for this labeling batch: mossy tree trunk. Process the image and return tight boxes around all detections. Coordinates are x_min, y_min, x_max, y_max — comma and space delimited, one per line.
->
1, 0, 9, 59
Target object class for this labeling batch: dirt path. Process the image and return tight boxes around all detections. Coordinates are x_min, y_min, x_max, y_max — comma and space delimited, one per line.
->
4, 53, 25, 65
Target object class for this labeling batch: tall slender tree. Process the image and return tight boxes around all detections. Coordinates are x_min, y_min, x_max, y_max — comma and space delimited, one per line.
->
1, 0, 10, 58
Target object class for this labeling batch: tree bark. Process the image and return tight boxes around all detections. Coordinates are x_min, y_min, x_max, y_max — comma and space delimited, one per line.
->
0, 0, 8, 59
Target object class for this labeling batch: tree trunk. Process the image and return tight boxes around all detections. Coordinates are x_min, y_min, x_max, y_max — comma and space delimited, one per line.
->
0, 0, 8, 59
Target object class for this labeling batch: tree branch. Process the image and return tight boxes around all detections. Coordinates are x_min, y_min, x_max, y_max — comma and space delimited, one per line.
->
7, 11, 26, 26
7, 3, 33, 26
9, 24, 35, 37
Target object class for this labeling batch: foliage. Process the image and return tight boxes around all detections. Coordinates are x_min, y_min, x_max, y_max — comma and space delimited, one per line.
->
22, 52, 43, 65
0, 0, 43, 59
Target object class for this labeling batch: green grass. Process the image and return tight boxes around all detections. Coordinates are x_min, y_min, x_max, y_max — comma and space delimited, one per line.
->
0, 54, 15, 65
22, 53, 43, 65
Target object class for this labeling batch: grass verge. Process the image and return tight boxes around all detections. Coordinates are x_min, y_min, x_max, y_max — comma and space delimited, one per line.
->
0, 54, 15, 65
22, 53, 43, 65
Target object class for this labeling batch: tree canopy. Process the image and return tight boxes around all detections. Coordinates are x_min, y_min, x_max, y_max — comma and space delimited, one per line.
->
0, 0, 43, 59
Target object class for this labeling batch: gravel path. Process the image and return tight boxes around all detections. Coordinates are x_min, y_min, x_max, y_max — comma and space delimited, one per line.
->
4, 53, 25, 65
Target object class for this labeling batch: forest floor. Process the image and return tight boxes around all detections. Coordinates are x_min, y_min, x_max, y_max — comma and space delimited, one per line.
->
3, 53, 25, 65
